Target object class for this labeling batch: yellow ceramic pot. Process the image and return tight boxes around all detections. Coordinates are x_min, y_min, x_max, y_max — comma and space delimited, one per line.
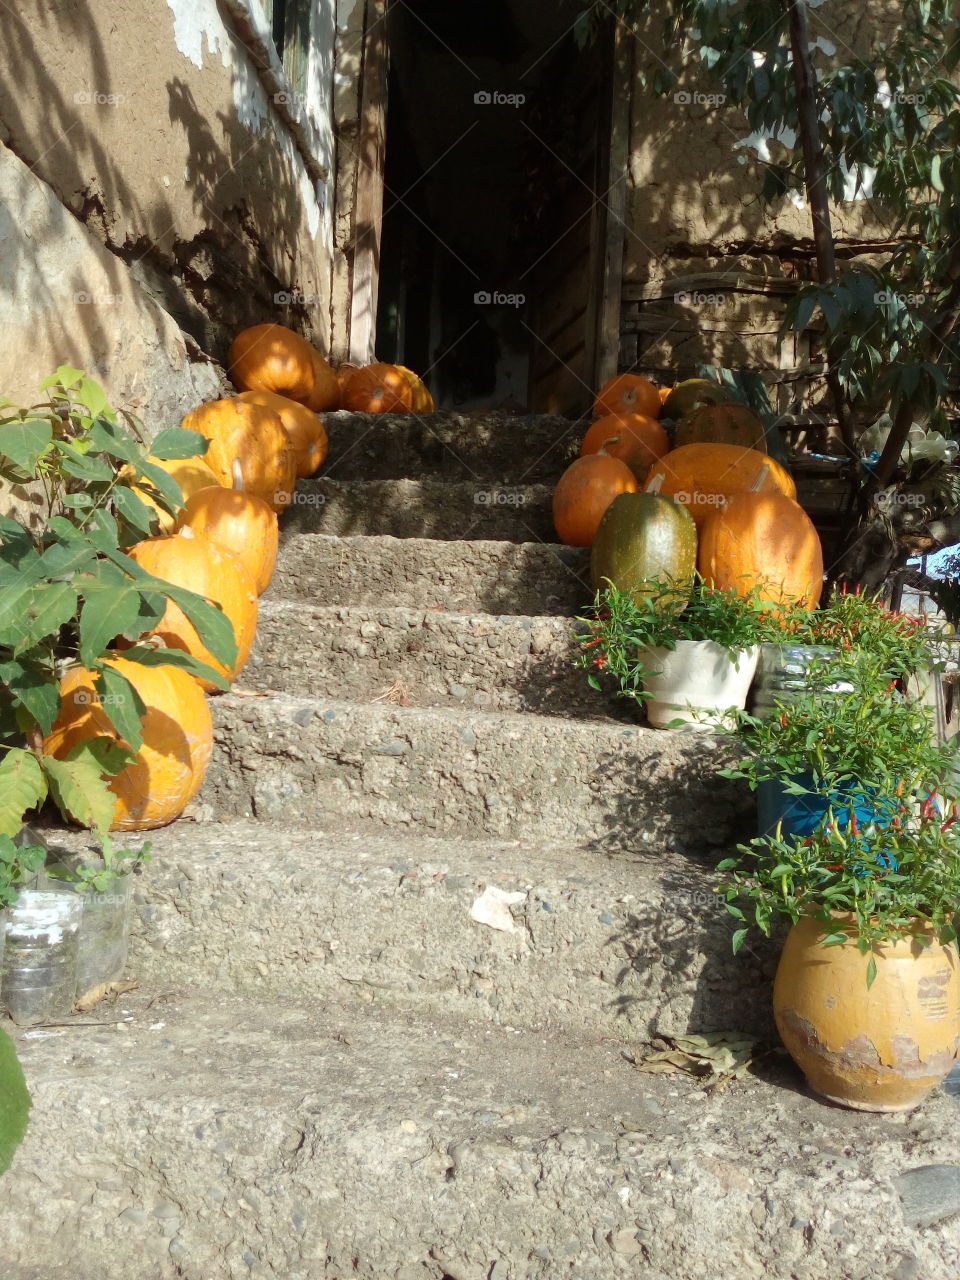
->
774, 915, 960, 1112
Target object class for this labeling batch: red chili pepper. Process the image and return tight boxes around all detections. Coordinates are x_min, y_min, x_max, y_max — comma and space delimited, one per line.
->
850, 814, 859, 836
593, 656, 607, 670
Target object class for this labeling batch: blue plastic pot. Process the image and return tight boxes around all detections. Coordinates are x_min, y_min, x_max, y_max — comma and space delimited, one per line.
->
756, 773, 896, 840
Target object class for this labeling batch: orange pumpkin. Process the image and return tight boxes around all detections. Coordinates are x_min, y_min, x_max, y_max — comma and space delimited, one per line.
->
43, 657, 213, 831
124, 454, 222, 534
228, 323, 317, 401
301, 348, 341, 412
182, 397, 296, 514
594, 374, 662, 421
553, 451, 638, 547
342, 363, 416, 413
127, 529, 259, 690
176, 461, 279, 595
237, 389, 328, 478
396, 365, 435, 413
698, 489, 824, 610
580, 413, 670, 482
675, 403, 768, 453
645, 443, 796, 532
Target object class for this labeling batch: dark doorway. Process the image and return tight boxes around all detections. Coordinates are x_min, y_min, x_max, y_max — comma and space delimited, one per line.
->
375, 1, 620, 414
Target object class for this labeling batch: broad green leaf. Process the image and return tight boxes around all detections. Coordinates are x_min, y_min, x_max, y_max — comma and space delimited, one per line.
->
84, 508, 120, 554
40, 365, 84, 390
931, 154, 944, 192
61, 492, 94, 510
101, 548, 237, 669
78, 583, 143, 667
0, 660, 60, 736
0, 749, 47, 836
866, 955, 878, 988
126, 590, 168, 638
42, 752, 118, 834
135, 459, 184, 510
0, 581, 76, 653
74, 379, 111, 420
112, 485, 160, 537
121, 643, 230, 690
732, 927, 749, 954
89, 418, 139, 463
95, 663, 147, 750
150, 427, 209, 460
38, 540, 97, 579
0, 1026, 31, 1175
0, 420, 52, 472
69, 734, 136, 776
56, 444, 114, 483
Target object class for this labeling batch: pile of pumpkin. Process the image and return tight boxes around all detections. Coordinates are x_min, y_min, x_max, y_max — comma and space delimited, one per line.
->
553, 374, 823, 609
44, 322, 434, 834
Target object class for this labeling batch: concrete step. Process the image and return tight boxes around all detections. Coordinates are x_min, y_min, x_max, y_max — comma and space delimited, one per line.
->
285, 478, 554, 541
321, 409, 581, 483
245, 602, 614, 717
27, 819, 777, 1040
200, 693, 752, 847
267, 534, 592, 616
3, 991, 957, 1280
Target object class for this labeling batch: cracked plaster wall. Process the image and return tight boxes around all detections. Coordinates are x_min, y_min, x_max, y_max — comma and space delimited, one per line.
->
0, 0, 337, 410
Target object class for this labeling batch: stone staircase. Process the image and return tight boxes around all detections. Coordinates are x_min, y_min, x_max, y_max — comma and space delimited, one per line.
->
1, 411, 958, 1280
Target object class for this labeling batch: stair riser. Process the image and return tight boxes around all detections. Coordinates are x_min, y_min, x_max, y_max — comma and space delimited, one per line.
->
245, 606, 608, 717
267, 535, 592, 615
131, 831, 776, 1040
322, 410, 580, 482
201, 696, 751, 847
285, 480, 554, 540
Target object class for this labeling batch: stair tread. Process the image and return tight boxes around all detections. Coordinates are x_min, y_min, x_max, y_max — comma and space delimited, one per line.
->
4, 989, 957, 1279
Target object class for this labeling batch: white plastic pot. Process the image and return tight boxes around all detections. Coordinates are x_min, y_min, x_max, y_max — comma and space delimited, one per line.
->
642, 640, 760, 730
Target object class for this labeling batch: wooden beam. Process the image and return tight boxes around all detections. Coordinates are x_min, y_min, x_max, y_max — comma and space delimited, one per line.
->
595, 20, 632, 385
348, 0, 388, 365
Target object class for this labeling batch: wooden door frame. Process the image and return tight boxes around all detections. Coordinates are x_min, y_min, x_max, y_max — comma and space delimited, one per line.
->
331, 0, 388, 365
595, 19, 633, 386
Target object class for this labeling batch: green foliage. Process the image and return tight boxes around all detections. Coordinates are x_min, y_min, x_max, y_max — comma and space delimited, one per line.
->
0, 369, 231, 861
717, 797, 960, 950
720, 648, 957, 795
576, 579, 783, 703
578, 1, 960, 430
0, 1025, 31, 1176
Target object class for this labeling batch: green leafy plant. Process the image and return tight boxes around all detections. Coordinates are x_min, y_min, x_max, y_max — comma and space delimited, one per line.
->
0, 1024, 30, 1176
577, 579, 782, 704
721, 649, 958, 797
718, 795, 960, 971
0, 368, 233, 860
771, 586, 944, 682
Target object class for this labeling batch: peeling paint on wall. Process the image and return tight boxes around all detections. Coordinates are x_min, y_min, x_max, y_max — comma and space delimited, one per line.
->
165, 0, 231, 71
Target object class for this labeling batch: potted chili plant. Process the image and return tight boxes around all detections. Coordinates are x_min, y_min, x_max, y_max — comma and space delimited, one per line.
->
718, 780, 960, 1112
577, 579, 779, 730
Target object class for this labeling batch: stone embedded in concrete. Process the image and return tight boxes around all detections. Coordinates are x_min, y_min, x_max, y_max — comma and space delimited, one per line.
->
267, 533, 592, 616
896, 1165, 960, 1229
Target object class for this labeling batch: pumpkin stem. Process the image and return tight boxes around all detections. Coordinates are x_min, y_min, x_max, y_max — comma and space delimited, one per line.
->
232, 458, 246, 493
645, 472, 665, 494
180, 526, 196, 539
751, 464, 772, 493
597, 436, 622, 456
